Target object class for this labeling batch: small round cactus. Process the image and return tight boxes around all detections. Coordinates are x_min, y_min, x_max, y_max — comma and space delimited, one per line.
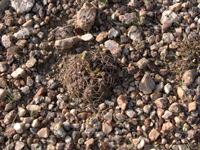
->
59, 51, 119, 101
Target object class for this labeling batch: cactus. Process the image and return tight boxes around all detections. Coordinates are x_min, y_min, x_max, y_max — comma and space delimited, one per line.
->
59, 51, 119, 101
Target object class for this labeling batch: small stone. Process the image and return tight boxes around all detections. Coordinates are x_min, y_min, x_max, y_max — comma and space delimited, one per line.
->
119, 13, 137, 24
120, 35, 129, 44
125, 109, 136, 118
13, 90, 21, 101
1, 35, 13, 48
22, 19, 33, 27
137, 58, 149, 69
5, 103, 13, 112
37, 127, 49, 138
157, 108, 165, 118
145, 2, 154, 11
155, 97, 167, 109
149, 128, 160, 141
168, 102, 183, 113
77, 112, 88, 120
128, 26, 143, 43
18, 107, 26, 117
139, 74, 155, 94
137, 139, 145, 149
143, 105, 151, 114
104, 112, 112, 120
0, 88, 8, 100
63, 121, 70, 131
11, 0, 35, 14
79, 33, 94, 41
14, 28, 30, 39
164, 83, 172, 94
50, 123, 67, 138
55, 36, 80, 50
177, 86, 185, 99
104, 40, 122, 57
33, 87, 47, 100
162, 110, 172, 120
26, 58, 37, 68
154, 82, 164, 92
77, 3, 96, 31
115, 113, 126, 120
117, 95, 128, 111
32, 119, 40, 128
0, 0, 10, 12
15, 141, 24, 150
108, 27, 120, 39
0, 77, 7, 88
162, 33, 174, 44
31, 143, 42, 150
4, 127, 16, 139
169, 3, 182, 11
162, 121, 175, 132
72, 131, 80, 143
4, 110, 16, 124
160, 10, 179, 32
188, 101, 197, 112
26, 105, 41, 112
85, 138, 94, 147
27, 76, 34, 87
11, 68, 26, 79
182, 69, 196, 86
14, 122, 24, 133
16, 40, 27, 48
187, 130, 195, 140
21, 86, 30, 94
102, 123, 112, 134
85, 128, 95, 138
96, 32, 108, 43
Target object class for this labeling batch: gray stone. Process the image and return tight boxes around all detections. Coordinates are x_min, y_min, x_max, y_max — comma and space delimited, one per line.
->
108, 27, 120, 39
139, 74, 155, 94
0, 0, 10, 12
21, 86, 30, 94
26, 58, 37, 68
0, 88, 8, 100
11, 68, 26, 79
128, 26, 143, 43
5, 103, 13, 112
77, 3, 96, 31
162, 33, 175, 44
4, 110, 16, 124
1, 35, 13, 48
14, 28, 30, 39
50, 123, 67, 138
117, 95, 128, 111
55, 36, 80, 50
11, 0, 35, 14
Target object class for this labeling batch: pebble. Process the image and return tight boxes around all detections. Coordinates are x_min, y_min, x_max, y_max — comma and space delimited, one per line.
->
162, 121, 175, 132
164, 83, 172, 94
108, 27, 120, 39
182, 69, 196, 86
96, 32, 108, 43
104, 40, 122, 57
104, 112, 112, 121
119, 13, 137, 24
160, 10, 179, 32
31, 143, 43, 150
37, 127, 49, 138
50, 123, 67, 138
128, 26, 143, 43
117, 95, 128, 111
143, 105, 151, 114
1, 35, 13, 48
63, 120, 70, 131
162, 33, 175, 44
5, 103, 13, 112
14, 122, 24, 133
139, 74, 155, 94
26, 58, 37, 68
21, 86, 30, 94
85, 128, 95, 138
85, 138, 94, 147
137, 58, 149, 69
27, 76, 34, 87
4, 110, 16, 124
162, 110, 172, 120
11, 68, 26, 79
155, 97, 168, 109
26, 105, 41, 112
188, 101, 197, 112
11, 0, 35, 14
0, 88, 8, 100
77, 3, 96, 31
102, 123, 112, 134
4, 127, 16, 139
137, 138, 145, 149
15, 141, 24, 150
14, 28, 30, 39
0, 77, 7, 88
32, 119, 40, 128
18, 107, 26, 117
0, 0, 10, 12
55, 36, 80, 50
79, 33, 94, 41
125, 109, 136, 118
149, 128, 160, 141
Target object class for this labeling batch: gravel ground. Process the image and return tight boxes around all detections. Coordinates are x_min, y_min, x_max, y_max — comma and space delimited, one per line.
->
0, 0, 200, 150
